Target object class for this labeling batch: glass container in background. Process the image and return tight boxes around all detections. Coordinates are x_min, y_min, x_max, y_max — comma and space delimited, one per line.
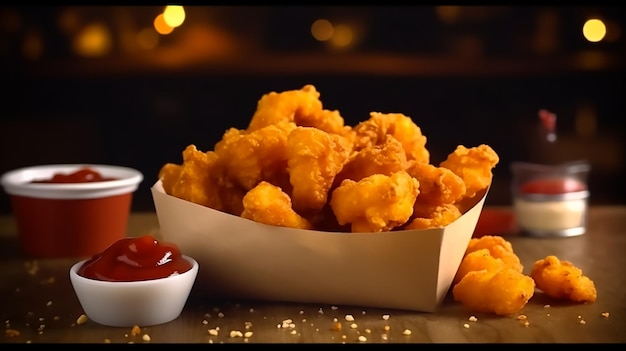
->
510, 160, 590, 237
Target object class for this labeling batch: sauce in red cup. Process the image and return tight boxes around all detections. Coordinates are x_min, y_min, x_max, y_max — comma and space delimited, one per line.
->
1, 164, 143, 258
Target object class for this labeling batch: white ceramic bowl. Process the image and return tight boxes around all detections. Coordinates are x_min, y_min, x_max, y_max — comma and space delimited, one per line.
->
69, 255, 199, 327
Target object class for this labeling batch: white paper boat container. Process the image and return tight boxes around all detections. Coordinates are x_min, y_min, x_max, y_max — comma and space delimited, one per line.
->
151, 180, 487, 312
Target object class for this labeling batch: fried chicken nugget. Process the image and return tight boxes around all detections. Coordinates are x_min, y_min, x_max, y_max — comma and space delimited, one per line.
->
353, 112, 429, 164
453, 267, 535, 316
286, 126, 353, 213
465, 235, 524, 273
247, 85, 323, 132
440, 144, 499, 199
453, 248, 505, 285
530, 255, 597, 303
241, 181, 313, 230
214, 121, 296, 191
404, 203, 462, 230
330, 171, 419, 233
333, 134, 409, 187
406, 162, 467, 206
158, 144, 225, 211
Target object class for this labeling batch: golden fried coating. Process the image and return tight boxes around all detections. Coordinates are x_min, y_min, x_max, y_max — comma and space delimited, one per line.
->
406, 161, 467, 206
405, 203, 462, 230
453, 267, 535, 316
241, 181, 313, 230
159, 84, 501, 233
286, 126, 352, 213
214, 121, 296, 191
298, 107, 355, 137
353, 112, 429, 164
333, 134, 409, 187
453, 248, 505, 285
530, 255, 597, 303
330, 171, 419, 233
440, 144, 499, 199
158, 144, 225, 211
465, 235, 523, 273
247, 85, 323, 132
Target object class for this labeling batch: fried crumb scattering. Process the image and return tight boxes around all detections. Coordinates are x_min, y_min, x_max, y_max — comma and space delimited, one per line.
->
463, 323, 470, 329
517, 314, 527, 320
522, 321, 530, 327
358, 335, 367, 342
208, 328, 219, 336
104, 339, 111, 343
468, 315, 478, 322
601, 312, 610, 318
382, 314, 390, 320
579, 319, 586, 325
345, 314, 355, 321
230, 330, 243, 338
5, 329, 20, 337
244, 331, 253, 338
76, 314, 88, 325
402, 329, 412, 335
350, 323, 358, 329
142, 334, 151, 342
131, 325, 141, 336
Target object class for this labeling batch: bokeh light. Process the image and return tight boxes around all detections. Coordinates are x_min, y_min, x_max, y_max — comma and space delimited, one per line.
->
583, 18, 606, 42
311, 19, 333, 42
72, 23, 112, 57
329, 24, 353, 49
154, 13, 174, 35
163, 5, 185, 28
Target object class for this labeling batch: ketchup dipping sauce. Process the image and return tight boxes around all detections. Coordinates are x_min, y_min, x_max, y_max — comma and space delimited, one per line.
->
78, 235, 193, 282
1, 164, 144, 258
30, 167, 118, 183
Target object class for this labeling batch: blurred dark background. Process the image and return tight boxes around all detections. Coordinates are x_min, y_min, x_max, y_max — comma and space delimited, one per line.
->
1, 5, 625, 214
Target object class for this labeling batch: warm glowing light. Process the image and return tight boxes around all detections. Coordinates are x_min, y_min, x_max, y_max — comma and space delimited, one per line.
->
72, 23, 112, 57
311, 19, 333, 41
154, 14, 174, 35
163, 5, 185, 28
582, 18, 606, 42
329, 24, 353, 48
137, 27, 160, 50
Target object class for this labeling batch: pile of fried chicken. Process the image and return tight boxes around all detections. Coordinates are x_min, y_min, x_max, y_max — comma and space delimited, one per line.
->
158, 84, 499, 233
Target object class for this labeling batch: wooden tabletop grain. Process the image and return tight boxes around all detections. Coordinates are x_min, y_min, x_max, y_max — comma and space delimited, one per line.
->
1, 207, 625, 343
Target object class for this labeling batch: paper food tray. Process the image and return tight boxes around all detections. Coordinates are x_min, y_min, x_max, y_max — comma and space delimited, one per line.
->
151, 180, 487, 312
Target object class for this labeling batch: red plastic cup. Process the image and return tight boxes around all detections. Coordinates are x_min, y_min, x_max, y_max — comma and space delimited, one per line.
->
1, 164, 143, 258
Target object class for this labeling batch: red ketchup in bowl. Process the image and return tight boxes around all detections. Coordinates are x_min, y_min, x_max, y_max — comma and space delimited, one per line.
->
520, 178, 586, 195
31, 168, 117, 183
77, 235, 193, 282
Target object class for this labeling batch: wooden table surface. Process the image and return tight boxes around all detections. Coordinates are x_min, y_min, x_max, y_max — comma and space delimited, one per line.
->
1, 207, 625, 344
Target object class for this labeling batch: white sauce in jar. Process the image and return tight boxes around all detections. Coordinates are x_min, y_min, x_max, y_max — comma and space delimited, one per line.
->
513, 192, 588, 237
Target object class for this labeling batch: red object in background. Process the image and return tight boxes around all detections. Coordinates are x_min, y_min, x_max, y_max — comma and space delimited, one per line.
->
11, 193, 133, 258
31, 167, 117, 183
78, 235, 193, 282
520, 178, 586, 194
473, 208, 518, 238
